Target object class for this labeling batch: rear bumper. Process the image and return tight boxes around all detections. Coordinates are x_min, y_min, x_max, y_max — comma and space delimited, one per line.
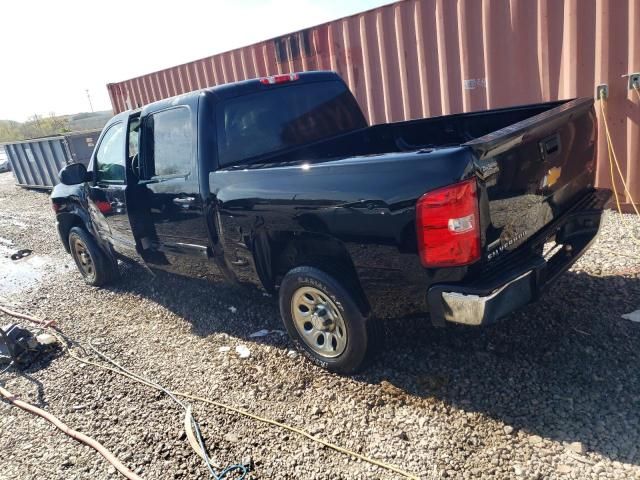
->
427, 188, 611, 326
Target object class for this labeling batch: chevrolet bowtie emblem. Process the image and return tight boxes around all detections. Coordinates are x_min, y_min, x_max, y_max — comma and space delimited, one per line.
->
543, 166, 562, 188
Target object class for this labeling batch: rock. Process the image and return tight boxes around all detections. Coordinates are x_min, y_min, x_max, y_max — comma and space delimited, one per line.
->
528, 435, 543, 445
568, 441, 585, 454
556, 464, 573, 474
235, 345, 251, 358
223, 432, 240, 443
310, 425, 325, 435
503, 425, 514, 435
380, 380, 404, 397
36, 333, 57, 345
242, 455, 253, 469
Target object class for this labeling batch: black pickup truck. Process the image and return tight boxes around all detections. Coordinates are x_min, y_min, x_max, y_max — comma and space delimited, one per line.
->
52, 71, 609, 373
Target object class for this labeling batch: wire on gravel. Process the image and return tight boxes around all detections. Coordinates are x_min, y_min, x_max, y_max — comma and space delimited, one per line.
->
88, 341, 247, 480
0, 383, 142, 480
0, 305, 420, 480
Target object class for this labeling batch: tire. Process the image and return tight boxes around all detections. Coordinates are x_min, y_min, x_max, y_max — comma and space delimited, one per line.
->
68, 227, 118, 286
279, 266, 377, 374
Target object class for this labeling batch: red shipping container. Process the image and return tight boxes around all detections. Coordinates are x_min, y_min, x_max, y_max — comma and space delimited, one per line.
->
106, 0, 640, 211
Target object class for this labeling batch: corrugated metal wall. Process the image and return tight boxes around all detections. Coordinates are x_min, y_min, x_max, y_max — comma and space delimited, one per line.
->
3, 130, 100, 189
107, 0, 640, 210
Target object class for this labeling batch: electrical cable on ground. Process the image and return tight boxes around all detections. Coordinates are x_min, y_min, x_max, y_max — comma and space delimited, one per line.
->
599, 101, 637, 216
85, 340, 417, 479
0, 305, 244, 480
0, 305, 56, 328
599, 97, 639, 216
88, 341, 247, 480
0, 306, 420, 480
0, 383, 143, 480
597, 96, 640, 247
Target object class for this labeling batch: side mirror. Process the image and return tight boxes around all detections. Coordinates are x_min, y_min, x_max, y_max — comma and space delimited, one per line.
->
59, 163, 89, 185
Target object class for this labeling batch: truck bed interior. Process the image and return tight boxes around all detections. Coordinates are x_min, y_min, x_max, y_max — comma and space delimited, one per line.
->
240, 100, 568, 166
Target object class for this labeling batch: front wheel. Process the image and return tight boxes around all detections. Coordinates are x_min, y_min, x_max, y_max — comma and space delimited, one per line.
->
279, 266, 376, 374
68, 227, 118, 286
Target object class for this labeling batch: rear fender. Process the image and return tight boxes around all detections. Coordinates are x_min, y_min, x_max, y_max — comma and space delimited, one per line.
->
266, 230, 370, 315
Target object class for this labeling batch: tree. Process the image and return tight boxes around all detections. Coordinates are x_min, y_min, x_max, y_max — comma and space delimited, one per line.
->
0, 114, 71, 142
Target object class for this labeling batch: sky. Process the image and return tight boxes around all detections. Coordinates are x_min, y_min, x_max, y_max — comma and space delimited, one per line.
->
0, 0, 393, 122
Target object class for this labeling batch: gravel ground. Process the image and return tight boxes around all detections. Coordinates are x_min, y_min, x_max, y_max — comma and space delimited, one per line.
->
0, 170, 639, 480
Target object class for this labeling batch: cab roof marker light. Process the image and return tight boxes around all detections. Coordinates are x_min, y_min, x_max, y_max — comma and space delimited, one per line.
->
259, 73, 300, 85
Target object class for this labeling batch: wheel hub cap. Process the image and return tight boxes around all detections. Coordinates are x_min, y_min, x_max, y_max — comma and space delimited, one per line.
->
72, 238, 94, 279
291, 286, 347, 358
310, 306, 332, 331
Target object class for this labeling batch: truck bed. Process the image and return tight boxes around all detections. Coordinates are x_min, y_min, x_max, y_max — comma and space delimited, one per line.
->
231, 97, 595, 258
225, 100, 567, 165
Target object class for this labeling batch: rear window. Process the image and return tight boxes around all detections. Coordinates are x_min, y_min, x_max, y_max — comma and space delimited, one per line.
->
217, 81, 365, 166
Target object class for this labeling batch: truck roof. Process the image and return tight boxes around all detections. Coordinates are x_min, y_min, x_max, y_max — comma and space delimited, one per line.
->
112, 71, 343, 120
205, 70, 342, 100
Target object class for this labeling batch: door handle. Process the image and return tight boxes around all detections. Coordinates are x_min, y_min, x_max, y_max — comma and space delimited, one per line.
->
173, 197, 196, 207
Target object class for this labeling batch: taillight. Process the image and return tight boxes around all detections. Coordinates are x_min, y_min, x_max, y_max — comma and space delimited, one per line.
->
259, 73, 299, 85
94, 200, 112, 214
416, 178, 480, 268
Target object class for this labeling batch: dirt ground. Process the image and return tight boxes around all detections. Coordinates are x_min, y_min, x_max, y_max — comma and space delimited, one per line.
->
0, 170, 639, 479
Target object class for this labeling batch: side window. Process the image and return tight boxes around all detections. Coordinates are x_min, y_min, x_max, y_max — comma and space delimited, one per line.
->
144, 108, 192, 179
95, 123, 125, 183
127, 117, 141, 179
128, 117, 140, 158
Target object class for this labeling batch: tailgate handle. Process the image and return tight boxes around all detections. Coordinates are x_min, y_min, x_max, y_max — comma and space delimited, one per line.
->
539, 134, 561, 159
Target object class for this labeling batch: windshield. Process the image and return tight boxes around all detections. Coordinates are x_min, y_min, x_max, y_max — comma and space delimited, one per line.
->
217, 80, 366, 166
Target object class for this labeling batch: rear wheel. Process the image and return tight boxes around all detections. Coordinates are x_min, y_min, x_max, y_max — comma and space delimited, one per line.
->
279, 266, 376, 374
68, 227, 118, 286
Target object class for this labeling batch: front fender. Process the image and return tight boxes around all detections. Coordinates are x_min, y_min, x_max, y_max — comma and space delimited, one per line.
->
56, 208, 93, 253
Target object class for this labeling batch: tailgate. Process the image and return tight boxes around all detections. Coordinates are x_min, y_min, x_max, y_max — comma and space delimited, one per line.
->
464, 98, 597, 260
